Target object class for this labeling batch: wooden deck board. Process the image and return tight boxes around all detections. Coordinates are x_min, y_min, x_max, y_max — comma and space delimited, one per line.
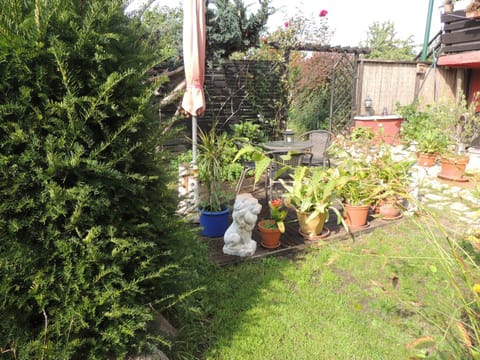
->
198, 176, 404, 266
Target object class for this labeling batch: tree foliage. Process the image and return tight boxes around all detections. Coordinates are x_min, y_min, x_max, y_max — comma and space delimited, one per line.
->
288, 53, 335, 132
206, 0, 272, 60
142, 5, 184, 67
251, 10, 335, 132
361, 21, 415, 61
0, 0, 204, 358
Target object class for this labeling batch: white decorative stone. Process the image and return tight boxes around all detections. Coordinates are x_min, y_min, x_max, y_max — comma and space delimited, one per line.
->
177, 163, 199, 222
467, 147, 480, 172
450, 202, 471, 212
223, 193, 262, 257
423, 193, 449, 202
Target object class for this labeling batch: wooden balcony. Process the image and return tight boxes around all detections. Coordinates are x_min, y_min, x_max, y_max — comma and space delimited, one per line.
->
441, 10, 480, 54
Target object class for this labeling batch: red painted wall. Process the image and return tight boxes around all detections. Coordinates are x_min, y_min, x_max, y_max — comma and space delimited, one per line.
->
469, 69, 480, 113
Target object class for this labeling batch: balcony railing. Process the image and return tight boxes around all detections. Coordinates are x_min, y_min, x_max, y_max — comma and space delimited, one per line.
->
441, 10, 480, 54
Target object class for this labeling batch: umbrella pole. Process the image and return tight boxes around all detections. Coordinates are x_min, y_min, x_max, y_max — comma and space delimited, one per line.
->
192, 115, 198, 163
191, 116, 200, 220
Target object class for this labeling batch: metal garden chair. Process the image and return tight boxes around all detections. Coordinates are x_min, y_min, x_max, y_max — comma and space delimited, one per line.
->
298, 130, 334, 167
265, 149, 312, 202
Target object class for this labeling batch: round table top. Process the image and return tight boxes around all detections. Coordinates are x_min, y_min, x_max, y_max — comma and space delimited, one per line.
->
262, 140, 313, 151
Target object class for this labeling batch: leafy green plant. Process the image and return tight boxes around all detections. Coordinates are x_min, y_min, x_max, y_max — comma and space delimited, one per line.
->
197, 125, 234, 211
430, 94, 480, 155
351, 126, 376, 142
399, 94, 480, 156
230, 121, 267, 144
398, 102, 449, 154
369, 147, 416, 205
267, 198, 288, 233
280, 166, 348, 226
337, 158, 379, 206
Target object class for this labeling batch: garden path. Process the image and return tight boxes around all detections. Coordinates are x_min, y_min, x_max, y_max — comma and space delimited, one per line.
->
416, 164, 480, 235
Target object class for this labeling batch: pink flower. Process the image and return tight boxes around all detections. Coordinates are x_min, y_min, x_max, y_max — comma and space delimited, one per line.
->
319, 9, 328, 17
284, 21, 289, 28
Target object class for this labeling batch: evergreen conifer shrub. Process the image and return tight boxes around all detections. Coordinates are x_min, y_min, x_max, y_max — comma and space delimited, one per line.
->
0, 1, 203, 358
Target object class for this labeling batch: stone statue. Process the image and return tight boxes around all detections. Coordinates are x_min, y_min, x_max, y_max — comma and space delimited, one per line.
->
223, 193, 261, 257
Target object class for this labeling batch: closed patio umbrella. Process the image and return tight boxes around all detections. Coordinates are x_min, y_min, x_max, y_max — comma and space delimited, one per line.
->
178, 0, 206, 218
182, 0, 206, 164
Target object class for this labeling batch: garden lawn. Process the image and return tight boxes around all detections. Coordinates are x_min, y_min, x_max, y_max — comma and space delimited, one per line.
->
171, 217, 471, 359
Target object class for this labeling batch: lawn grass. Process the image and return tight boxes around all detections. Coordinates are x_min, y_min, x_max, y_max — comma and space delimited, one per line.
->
169, 215, 474, 359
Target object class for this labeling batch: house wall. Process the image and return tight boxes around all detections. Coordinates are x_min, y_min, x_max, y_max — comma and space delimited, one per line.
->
469, 69, 480, 113
355, 59, 459, 116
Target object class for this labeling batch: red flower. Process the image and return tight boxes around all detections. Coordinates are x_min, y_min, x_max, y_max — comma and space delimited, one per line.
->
260, 36, 268, 44
268, 199, 287, 233
319, 9, 328, 17
284, 21, 289, 28
270, 199, 283, 208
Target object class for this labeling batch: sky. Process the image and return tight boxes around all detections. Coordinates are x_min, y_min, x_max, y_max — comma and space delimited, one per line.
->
127, 0, 471, 49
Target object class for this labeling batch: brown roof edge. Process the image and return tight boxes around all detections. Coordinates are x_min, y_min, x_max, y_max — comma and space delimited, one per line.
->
437, 50, 480, 68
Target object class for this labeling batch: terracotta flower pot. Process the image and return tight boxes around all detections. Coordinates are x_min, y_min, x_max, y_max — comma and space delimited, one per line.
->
466, 10, 480, 18
444, 2, 454, 13
438, 155, 469, 182
258, 220, 281, 249
417, 152, 437, 167
296, 210, 327, 237
379, 202, 402, 219
344, 204, 370, 229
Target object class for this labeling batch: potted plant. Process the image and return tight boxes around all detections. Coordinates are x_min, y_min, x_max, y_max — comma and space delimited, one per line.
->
235, 145, 348, 238
258, 198, 287, 249
280, 166, 348, 239
416, 128, 449, 167
330, 129, 384, 229
466, 0, 480, 17
434, 94, 480, 181
398, 102, 448, 167
369, 147, 416, 219
337, 158, 379, 229
197, 125, 232, 237
443, 0, 456, 13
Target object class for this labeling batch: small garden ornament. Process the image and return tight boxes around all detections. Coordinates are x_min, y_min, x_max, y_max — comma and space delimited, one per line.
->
223, 193, 262, 257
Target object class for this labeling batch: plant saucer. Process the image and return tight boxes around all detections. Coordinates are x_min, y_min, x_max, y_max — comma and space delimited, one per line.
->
299, 227, 331, 241
381, 213, 403, 221
346, 221, 370, 232
260, 241, 281, 250
437, 174, 469, 182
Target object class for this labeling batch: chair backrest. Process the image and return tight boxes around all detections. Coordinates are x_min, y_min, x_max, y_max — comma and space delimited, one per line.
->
266, 150, 309, 179
299, 130, 333, 166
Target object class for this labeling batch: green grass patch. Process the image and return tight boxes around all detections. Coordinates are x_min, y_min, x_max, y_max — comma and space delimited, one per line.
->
169, 217, 475, 359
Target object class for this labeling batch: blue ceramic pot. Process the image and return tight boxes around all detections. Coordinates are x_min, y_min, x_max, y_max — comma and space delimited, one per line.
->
199, 207, 230, 237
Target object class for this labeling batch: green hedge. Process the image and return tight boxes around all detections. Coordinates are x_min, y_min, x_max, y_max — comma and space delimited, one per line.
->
0, 1, 204, 358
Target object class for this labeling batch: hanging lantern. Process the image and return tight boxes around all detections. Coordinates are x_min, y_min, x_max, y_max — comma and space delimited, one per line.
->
364, 95, 373, 116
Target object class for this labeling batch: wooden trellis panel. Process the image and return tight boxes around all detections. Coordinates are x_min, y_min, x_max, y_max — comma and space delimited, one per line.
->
329, 52, 358, 132
202, 60, 286, 131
